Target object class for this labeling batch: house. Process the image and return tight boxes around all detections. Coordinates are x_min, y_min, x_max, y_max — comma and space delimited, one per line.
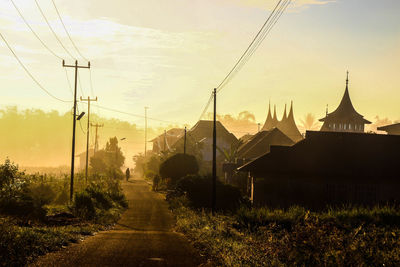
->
319, 72, 371, 132
237, 128, 294, 160
238, 131, 400, 209
150, 128, 184, 153
76, 148, 95, 170
173, 120, 238, 161
263, 101, 303, 143
377, 123, 400, 135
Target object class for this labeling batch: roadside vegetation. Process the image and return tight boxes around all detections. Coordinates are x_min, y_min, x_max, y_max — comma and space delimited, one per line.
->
169, 195, 400, 266
0, 137, 128, 266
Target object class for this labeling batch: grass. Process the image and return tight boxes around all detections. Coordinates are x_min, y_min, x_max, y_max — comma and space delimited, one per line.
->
0, 216, 105, 267
170, 199, 400, 266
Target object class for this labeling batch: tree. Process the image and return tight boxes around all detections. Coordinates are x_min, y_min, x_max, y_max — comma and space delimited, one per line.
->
300, 113, 320, 132
159, 153, 199, 186
90, 137, 125, 179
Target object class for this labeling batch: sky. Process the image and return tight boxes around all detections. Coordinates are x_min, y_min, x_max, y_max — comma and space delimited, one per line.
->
0, 0, 399, 129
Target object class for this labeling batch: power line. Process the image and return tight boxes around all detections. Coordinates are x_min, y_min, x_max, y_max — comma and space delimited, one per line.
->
10, 0, 63, 60
34, 0, 75, 60
221, 0, 291, 89
0, 32, 71, 103
51, 0, 89, 62
79, 102, 184, 125
198, 92, 214, 121
216, 0, 291, 92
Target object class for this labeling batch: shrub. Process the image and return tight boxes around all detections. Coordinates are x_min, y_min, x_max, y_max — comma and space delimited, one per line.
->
73, 191, 96, 219
176, 175, 244, 211
159, 154, 199, 187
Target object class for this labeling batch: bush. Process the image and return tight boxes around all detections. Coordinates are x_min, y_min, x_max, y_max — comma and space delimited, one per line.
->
72, 182, 128, 221
73, 191, 96, 219
175, 175, 244, 211
159, 154, 199, 187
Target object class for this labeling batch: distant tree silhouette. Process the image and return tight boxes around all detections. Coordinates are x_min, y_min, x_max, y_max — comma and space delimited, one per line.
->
90, 137, 125, 179
159, 153, 199, 186
299, 113, 320, 132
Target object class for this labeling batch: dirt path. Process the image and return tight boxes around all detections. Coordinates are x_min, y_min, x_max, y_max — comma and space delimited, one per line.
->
31, 178, 204, 267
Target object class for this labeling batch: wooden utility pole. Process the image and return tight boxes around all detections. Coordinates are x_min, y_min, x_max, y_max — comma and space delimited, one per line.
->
212, 88, 217, 215
183, 126, 187, 154
90, 122, 104, 153
63, 60, 90, 202
80, 96, 97, 184
144, 107, 149, 157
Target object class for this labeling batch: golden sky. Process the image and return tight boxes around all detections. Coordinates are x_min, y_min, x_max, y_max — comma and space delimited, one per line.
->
0, 0, 399, 129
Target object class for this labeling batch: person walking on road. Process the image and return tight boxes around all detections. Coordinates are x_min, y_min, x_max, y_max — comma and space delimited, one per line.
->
125, 168, 130, 181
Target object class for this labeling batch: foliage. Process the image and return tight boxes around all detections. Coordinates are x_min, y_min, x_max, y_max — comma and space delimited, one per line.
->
175, 175, 245, 211
299, 113, 321, 132
171, 204, 400, 266
72, 180, 127, 222
0, 160, 128, 266
217, 140, 243, 163
90, 137, 125, 179
0, 217, 103, 267
159, 154, 199, 186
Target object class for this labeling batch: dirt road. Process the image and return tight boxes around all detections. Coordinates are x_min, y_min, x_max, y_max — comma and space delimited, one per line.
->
31, 178, 204, 267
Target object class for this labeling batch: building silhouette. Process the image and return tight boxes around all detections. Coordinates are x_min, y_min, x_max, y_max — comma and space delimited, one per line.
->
377, 123, 400, 135
319, 72, 371, 132
239, 131, 400, 208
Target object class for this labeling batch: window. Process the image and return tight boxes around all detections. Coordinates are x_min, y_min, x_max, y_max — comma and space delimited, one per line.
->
333, 123, 336, 129
344, 124, 346, 130
349, 124, 351, 130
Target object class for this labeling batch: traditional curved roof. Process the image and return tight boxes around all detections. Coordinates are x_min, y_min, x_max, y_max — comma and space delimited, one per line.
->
320, 73, 371, 124
276, 102, 303, 143
262, 101, 278, 131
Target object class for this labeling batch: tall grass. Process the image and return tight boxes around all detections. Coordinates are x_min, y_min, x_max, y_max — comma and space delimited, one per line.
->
172, 200, 400, 266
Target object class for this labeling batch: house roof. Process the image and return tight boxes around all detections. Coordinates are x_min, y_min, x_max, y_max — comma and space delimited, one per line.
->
319, 73, 371, 124
238, 131, 400, 179
262, 102, 278, 131
149, 128, 184, 142
188, 120, 238, 144
237, 128, 295, 159
276, 102, 303, 143
377, 123, 400, 134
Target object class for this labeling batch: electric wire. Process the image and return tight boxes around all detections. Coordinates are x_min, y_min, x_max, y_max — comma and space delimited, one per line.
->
221, 0, 291, 88
198, 92, 214, 121
10, 0, 63, 60
34, 0, 76, 60
78, 102, 183, 125
64, 67, 73, 96
0, 32, 71, 103
216, 0, 291, 92
51, 0, 89, 62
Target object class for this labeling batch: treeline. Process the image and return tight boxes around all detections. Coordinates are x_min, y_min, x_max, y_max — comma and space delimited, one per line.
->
0, 106, 167, 168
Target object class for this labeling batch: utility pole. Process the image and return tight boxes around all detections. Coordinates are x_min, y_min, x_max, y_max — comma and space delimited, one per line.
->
63, 60, 90, 202
183, 126, 187, 154
80, 96, 97, 184
144, 107, 149, 157
212, 88, 217, 215
90, 123, 104, 153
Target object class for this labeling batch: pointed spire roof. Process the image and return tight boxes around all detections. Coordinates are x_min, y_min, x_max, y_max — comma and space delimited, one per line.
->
320, 71, 371, 124
281, 103, 287, 122
262, 100, 277, 131
272, 105, 278, 125
277, 101, 303, 142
